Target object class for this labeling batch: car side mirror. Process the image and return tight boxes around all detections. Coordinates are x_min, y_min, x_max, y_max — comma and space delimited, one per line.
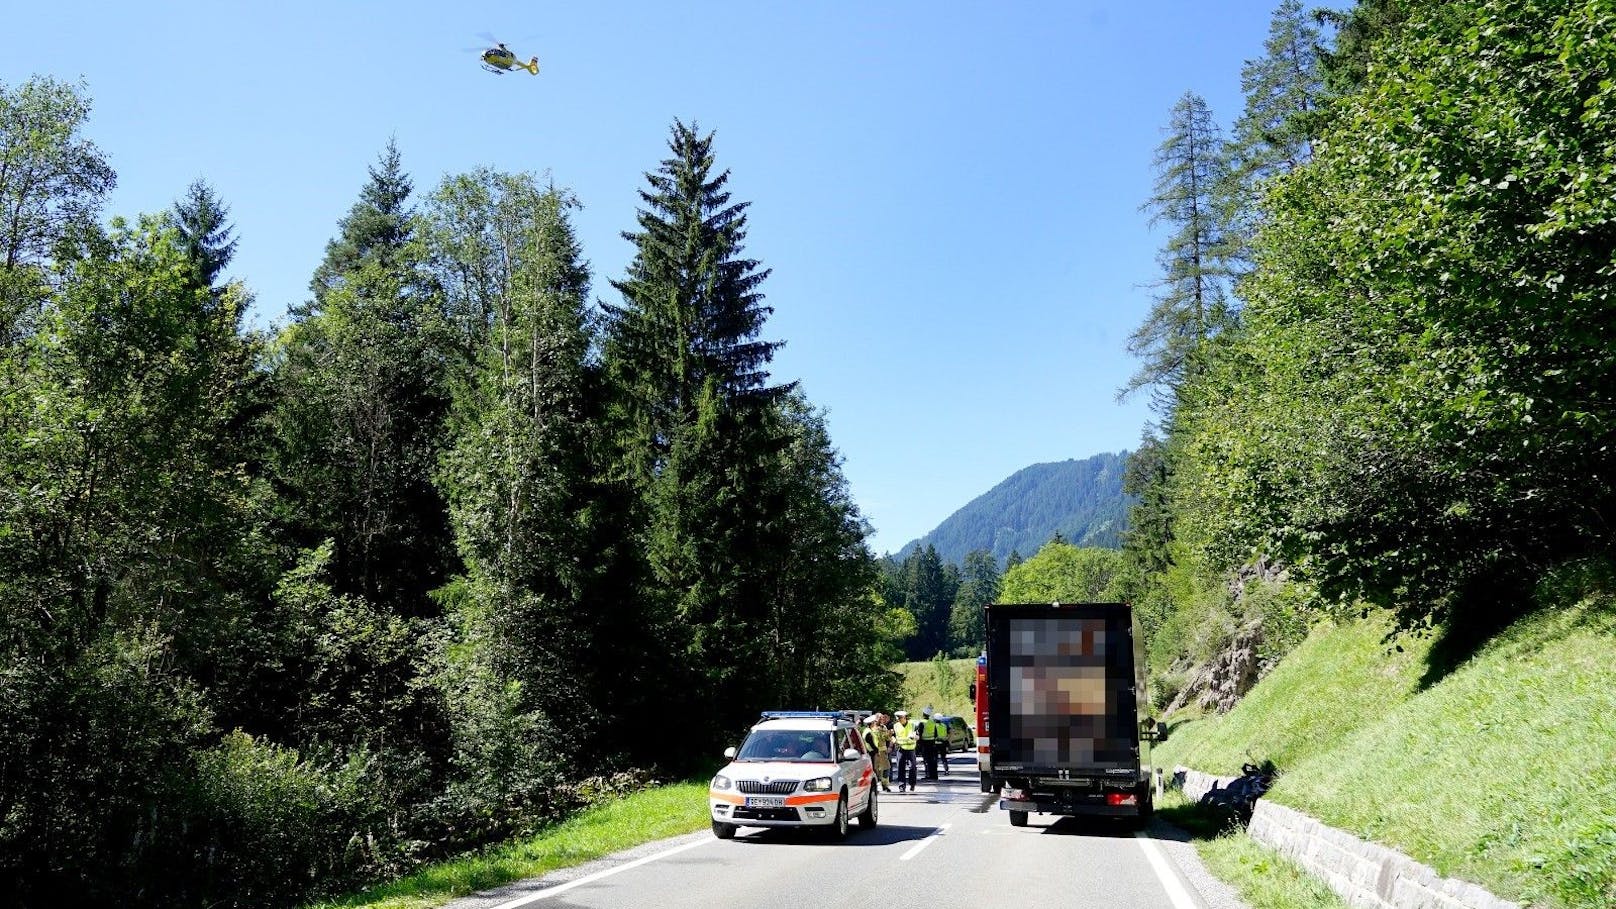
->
841, 748, 861, 762
967, 682, 976, 702
724, 746, 737, 759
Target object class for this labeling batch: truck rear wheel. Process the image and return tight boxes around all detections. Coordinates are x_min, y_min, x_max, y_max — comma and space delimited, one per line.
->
1009, 810, 1029, 828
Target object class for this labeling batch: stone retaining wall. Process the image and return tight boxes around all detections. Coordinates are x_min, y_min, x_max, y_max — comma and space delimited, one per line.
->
1172, 767, 1519, 909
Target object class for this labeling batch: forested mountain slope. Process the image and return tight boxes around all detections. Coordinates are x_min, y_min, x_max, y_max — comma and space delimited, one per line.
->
897, 452, 1130, 564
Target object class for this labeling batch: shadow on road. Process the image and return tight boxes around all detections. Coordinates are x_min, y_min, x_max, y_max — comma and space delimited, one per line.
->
1031, 815, 1144, 839
724, 824, 942, 847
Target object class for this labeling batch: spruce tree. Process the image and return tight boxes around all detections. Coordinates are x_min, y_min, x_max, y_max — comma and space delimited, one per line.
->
271, 141, 453, 615
949, 549, 1001, 654
308, 137, 414, 311
171, 178, 237, 289
1220, 0, 1326, 267
603, 120, 794, 742
902, 544, 954, 659
605, 120, 789, 466
1122, 91, 1234, 412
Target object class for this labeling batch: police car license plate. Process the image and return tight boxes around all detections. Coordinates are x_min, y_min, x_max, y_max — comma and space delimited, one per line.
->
745, 796, 786, 808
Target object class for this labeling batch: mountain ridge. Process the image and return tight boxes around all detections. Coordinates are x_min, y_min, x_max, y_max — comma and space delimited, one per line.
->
894, 451, 1132, 565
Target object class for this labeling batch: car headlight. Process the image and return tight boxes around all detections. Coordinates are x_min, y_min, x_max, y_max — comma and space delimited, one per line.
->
803, 776, 832, 792
712, 775, 731, 790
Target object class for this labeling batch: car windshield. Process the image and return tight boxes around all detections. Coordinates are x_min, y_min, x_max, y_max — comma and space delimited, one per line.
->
736, 730, 834, 762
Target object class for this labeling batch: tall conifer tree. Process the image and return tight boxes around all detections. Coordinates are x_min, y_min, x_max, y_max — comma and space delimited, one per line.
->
603, 120, 794, 740
271, 141, 453, 615
1122, 91, 1234, 411
171, 178, 237, 289
309, 138, 414, 310
1220, 0, 1326, 267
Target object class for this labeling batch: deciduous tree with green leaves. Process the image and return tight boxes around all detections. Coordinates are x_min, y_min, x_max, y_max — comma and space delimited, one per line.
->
1175, 0, 1616, 630
426, 171, 609, 789
999, 541, 1123, 604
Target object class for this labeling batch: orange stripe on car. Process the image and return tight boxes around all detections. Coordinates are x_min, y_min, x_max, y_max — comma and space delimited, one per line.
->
784, 792, 841, 806
709, 791, 744, 805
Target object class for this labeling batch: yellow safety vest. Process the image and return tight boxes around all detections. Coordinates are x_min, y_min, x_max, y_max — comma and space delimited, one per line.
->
893, 720, 918, 750
862, 726, 882, 752
920, 719, 944, 741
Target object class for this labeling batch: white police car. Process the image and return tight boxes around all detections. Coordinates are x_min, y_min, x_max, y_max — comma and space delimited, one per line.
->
709, 711, 878, 839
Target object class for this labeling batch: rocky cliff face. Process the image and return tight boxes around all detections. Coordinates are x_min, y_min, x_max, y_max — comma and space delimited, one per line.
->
1166, 622, 1264, 714
1165, 558, 1289, 714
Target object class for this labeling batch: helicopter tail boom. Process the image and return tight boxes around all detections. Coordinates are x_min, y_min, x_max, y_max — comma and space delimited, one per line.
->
522, 56, 540, 75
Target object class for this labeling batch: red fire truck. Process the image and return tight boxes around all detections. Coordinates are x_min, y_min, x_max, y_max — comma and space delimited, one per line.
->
968, 651, 996, 792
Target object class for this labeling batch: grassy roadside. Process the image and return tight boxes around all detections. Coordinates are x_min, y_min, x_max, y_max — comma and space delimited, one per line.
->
307, 782, 711, 909
892, 656, 975, 718
1153, 590, 1616, 909
1156, 789, 1348, 909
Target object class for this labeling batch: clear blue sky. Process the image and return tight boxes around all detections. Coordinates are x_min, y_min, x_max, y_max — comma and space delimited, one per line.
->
6, 0, 1285, 555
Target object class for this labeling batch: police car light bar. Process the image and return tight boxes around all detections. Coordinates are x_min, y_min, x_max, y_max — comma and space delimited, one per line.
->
759, 710, 871, 724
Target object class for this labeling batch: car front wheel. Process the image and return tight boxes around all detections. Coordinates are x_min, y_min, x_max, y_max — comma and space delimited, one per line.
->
858, 786, 879, 829
831, 793, 849, 839
712, 819, 737, 839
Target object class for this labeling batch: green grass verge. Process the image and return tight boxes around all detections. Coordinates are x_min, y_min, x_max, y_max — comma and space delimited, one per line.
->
307, 782, 711, 909
1154, 595, 1616, 909
1199, 834, 1352, 909
1157, 789, 1348, 909
891, 657, 975, 719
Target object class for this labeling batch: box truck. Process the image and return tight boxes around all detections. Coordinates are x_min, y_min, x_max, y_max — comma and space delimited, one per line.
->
982, 602, 1157, 827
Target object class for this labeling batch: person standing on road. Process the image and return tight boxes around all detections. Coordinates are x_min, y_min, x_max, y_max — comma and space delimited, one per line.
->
891, 709, 919, 792
862, 714, 892, 792
919, 707, 945, 781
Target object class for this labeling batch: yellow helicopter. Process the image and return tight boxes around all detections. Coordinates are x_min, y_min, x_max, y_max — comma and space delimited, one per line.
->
480, 42, 540, 75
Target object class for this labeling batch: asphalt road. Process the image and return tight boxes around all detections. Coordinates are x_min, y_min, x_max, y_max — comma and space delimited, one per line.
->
445, 754, 1246, 909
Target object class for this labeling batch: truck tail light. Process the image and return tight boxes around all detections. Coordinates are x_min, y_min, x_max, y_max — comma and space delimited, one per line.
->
1106, 793, 1138, 807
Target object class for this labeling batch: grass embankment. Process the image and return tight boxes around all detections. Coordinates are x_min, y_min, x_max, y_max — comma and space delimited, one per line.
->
1154, 595, 1616, 909
309, 782, 710, 909
1157, 789, 1350, 909
892, 657, 975, 718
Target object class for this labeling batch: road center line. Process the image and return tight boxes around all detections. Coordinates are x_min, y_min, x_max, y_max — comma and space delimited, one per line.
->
487, 837, 710, 908
899, 823, 951, 861
1134, 831, 1200, 909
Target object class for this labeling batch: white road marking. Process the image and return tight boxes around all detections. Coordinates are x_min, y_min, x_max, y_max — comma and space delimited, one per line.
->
899, 823, 951, 861
1134, 831, 1200, 909
486, 837, 710, 908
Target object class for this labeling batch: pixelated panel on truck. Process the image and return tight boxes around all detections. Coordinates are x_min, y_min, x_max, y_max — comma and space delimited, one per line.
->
1007, 617, 1134, 767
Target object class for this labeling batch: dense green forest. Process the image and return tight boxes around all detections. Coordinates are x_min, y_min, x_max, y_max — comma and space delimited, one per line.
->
0, 89, 900, 906
5, 0, 1614, 903
896, 451, 1131, 564
877, 534, 1125, 662
1115, 0, 1616, 705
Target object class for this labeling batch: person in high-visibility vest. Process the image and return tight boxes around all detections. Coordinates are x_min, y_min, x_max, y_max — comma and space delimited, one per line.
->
919, 706, 946, 781
862, 714, 892, 792
891, 709, 919, 791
